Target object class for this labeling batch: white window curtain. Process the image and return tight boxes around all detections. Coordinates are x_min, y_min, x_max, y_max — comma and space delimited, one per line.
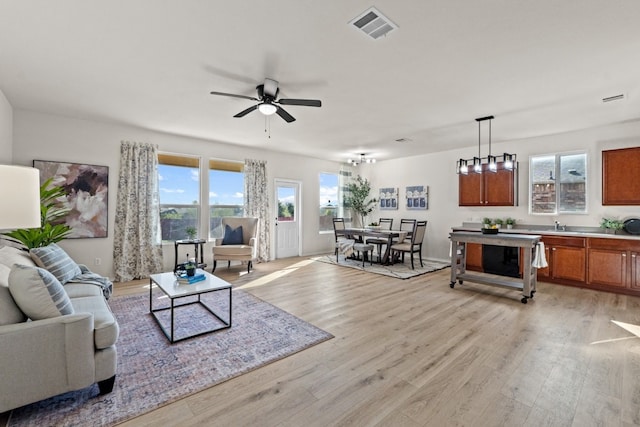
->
113, 141, 164, 281
244, 159, 269, 263
339, 167, 353, 221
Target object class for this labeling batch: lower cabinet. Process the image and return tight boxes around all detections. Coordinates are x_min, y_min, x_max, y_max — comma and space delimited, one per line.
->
542, 236, 586, 284
587, 238, 640, 293
465, 242, 483, 272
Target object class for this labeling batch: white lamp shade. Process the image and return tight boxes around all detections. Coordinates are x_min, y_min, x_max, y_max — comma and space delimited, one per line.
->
258, 103, 277, 116
0, 165, 42, 230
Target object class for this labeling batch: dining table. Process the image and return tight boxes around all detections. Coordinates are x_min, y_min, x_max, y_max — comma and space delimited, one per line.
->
342, 228, 408, 265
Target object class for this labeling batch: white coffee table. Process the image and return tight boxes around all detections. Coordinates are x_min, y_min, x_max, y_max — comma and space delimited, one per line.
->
149, 270, 232, 343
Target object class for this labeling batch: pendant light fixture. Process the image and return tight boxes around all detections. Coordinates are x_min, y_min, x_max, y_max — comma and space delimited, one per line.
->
456, 115, 516, 174
348, 153, 376, 166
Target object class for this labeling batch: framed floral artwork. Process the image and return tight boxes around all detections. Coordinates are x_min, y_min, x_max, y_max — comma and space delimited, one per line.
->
378, 187, 398, 210
406, 185, 428, 210
33, 160, 109, 238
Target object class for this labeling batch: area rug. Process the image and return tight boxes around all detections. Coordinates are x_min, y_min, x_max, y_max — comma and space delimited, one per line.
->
8, 290, 333, 427
312, 254, 450, 279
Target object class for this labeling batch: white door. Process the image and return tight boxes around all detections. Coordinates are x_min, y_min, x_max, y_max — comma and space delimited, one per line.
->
275, 180, 300, 258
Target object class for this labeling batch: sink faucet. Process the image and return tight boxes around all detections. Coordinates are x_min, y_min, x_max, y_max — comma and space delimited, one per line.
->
554, 221, 566, 231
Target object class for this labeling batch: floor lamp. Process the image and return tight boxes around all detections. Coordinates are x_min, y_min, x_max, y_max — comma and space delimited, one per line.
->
0, 165, 41, 231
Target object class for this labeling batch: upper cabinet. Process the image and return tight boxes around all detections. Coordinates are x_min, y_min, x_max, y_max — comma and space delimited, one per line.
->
459, 162, 517, 206
603, 147, 640, 205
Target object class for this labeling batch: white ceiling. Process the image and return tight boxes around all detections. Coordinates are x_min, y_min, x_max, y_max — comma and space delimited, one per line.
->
1, 1, 640, 163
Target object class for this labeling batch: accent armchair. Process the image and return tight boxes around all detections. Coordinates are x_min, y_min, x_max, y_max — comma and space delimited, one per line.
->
212, 217, 259, 274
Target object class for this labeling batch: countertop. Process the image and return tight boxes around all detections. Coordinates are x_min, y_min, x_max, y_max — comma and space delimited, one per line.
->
453, 223, 640, 241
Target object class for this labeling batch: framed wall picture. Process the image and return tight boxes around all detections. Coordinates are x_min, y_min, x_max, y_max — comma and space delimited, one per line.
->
33, 160, 109, 238
406, 185, 428, 210
378, 187, 399, 210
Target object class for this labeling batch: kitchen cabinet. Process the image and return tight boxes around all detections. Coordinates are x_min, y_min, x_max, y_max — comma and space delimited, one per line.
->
588, 238, 640, 291
541, 236, 586, 284
602, 147, 640, 205
465, 242, 483, 271
458, 162, 517, 206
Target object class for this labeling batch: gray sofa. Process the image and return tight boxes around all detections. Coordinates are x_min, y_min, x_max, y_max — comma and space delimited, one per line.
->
0, 243, 119, 412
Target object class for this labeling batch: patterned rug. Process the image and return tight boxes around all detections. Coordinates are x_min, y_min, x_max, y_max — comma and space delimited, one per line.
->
312, 254, 450, 279
8, 290, 333, 427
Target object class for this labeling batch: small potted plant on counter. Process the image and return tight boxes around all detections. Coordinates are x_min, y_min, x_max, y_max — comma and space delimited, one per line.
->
505, 217, 516, 229
482, 217, 493, 229
600, 217, 624, 234
494, 218, 504, 229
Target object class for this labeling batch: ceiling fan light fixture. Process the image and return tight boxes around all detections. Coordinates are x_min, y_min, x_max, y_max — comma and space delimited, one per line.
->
258, 103, 277, 116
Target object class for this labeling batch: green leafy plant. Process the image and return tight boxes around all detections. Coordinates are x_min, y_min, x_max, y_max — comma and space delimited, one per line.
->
343, 175, 378, 227
494, 218, 504, 226
3, 178, 72, 248
482, 217, 493, 228
600, 218, 624, 230
505, 217, 516, 225
185, 226, 197, 240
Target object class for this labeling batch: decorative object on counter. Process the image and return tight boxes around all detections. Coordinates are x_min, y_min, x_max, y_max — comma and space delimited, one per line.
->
623, 218, 640, 235
482, 217, 494, 229
406, 185, 428, 210
343, 175, 377, 227
33, 160, 109, 238
505, 217, 516, 229
600, 217, 624, 234
456, 115, 516, 175
493, 218, 504, 229
378, 187, 398, 210
481, 227, 499, 234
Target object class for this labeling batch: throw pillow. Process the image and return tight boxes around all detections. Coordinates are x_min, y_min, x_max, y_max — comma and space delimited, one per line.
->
0, 264, 27, 325
8, 264, 74, 320
30, 243, 82, 284
222, 225, 244, 245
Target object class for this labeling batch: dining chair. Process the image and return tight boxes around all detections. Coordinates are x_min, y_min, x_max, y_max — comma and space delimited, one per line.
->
390, 220, 427, 269
333, 217, 347, 259
365, 218, 393, 262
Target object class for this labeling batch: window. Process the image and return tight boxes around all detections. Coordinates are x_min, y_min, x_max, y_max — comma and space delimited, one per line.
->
158, 154, 200, 242
530, 152, 587, 214
319, 172, 338, 232
209, 160, 244, 239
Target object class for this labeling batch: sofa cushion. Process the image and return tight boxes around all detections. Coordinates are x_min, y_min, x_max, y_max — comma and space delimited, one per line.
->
30, 243, 82, 285
8, 264, 74, 320
71, 296, 119, 349
214, 245, 253, 257
0, 246, 36, 279
63, 282, 103, 298
222, 224, 243, 245
0, 264, 27, 325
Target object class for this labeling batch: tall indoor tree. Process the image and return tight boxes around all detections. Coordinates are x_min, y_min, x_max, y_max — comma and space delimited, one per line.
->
343, 175, 378, 227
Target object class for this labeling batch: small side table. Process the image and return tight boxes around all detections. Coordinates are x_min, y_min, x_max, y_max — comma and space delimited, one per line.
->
174, 239, 207, 272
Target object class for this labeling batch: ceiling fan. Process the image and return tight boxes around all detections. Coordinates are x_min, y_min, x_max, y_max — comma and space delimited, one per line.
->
210, 78, 321, 123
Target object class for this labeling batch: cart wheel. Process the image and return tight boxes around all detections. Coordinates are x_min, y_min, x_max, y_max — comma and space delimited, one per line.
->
531, 290, 536, 296
458, 280, 464, 285
521, 297, 528, 304
450, 282, 455, 288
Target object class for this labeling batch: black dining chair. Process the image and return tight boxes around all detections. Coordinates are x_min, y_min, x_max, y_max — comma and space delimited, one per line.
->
365, 218, 393, 262
390, 220, 427, 269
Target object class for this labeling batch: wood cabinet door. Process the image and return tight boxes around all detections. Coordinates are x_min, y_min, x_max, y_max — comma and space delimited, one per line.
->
458, 173, 483, 206
587, 249, 627, 288
632, 252, 640, 289
537, 242, 552, 279
603, 147, 640, 205
483, 167, 515, 206
551, 246, 586, 282
465, 242, 483, 271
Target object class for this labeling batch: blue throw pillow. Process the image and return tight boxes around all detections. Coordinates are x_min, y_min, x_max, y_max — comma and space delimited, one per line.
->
222, 225, 243, 245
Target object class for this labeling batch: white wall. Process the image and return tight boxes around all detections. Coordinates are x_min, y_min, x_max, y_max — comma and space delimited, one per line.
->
365, 120, 640, 263
0, 89, 12, 163
12, 110, 341, 278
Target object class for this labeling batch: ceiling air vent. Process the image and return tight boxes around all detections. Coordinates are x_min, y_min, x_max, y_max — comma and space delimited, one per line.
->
602, 94, 625, 103
349, 7, 398, 40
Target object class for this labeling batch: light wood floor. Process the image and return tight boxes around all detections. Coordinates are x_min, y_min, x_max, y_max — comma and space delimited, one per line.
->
8, 257, 640, 426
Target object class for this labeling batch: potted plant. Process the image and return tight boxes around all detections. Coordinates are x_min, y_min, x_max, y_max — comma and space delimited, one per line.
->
494, 218, 504, 229
600, 218, 624, 234
343, 175, 378, 228
505, 217, 516, 229
3, 178, 72, 249
185, 226, 197, 240
482, 217, 493, 229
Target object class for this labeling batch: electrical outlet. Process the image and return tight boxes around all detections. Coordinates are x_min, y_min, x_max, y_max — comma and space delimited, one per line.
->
95, 258, 101, 265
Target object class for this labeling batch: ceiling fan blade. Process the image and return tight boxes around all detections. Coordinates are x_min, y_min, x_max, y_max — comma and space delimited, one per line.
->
233, 105, 258, 118
276, 106, 296, 123
210, 91, 258, 101
278, 98, 322, 107
263, 78, 279, 98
